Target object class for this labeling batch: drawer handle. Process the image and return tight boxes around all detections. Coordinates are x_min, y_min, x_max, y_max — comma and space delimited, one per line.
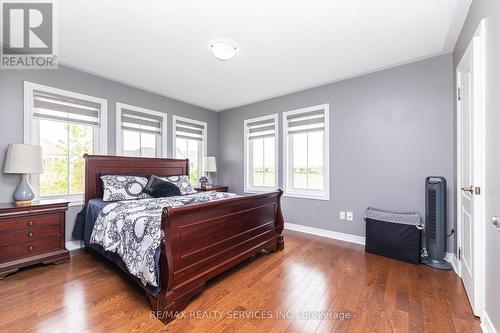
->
28, 245, 33, 251
28, 220, 33, 226
28, 231, 33, 237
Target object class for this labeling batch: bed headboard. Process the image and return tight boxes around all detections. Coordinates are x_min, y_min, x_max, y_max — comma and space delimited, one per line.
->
84, 154, 190, 202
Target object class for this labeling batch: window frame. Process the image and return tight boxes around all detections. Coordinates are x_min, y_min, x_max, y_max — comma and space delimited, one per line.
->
243, 113, 279, 193
24, 81, 108, 205
283, 104, 330, 201
172, 115, 207, 182
115, 102, 168, 158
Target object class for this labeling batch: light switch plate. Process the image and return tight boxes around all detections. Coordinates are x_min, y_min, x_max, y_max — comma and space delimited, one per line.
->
346, 212, 354, 221
339, 211, 346, 220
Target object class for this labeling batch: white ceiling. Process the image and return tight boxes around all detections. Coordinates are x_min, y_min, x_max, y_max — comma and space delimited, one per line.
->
58, 0, 471, 111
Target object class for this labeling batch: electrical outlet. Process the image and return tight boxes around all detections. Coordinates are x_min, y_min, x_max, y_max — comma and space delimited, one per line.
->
339, 211, 346, 220
346, 212, 353, 221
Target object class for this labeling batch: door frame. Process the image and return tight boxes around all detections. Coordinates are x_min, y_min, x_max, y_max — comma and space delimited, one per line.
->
456, 19, 486, 318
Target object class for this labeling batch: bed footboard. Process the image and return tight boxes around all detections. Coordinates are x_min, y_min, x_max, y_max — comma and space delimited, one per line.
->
148, 190, 284, 324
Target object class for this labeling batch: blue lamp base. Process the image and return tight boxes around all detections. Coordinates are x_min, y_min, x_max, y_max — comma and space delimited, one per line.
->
13, 174, 35, 206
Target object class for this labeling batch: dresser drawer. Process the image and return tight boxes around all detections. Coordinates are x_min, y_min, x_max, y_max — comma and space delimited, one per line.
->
0, 225, 61, 245
0, 236, 62, 262
0, 213, 63, 233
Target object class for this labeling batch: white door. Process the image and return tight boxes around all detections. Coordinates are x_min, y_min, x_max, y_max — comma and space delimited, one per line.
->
457, 44, 475, 307
457, 20, 486, 317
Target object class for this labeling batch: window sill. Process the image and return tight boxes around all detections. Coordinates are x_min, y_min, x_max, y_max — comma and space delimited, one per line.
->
283, 191, 330, 201
244, 187, 278, 194
39, 196, 84, 207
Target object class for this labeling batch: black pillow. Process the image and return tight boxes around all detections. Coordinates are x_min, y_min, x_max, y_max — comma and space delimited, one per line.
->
144, 175, 181, 198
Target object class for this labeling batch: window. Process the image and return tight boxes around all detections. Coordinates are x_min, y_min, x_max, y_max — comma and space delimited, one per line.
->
283, 104, 329, 200
24, 82, 107, 202
244, 114, 278, 192
172, 116, 207, 184
116, 103, 167, 158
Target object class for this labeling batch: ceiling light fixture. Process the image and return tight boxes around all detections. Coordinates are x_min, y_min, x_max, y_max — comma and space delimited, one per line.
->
209, 41, 237, 61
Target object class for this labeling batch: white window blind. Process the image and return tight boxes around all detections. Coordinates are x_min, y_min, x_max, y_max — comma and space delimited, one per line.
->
286, 109, 325, 135
32, 90, 102, 126
175, 119, 205, 141
247, 117, 276, 140
121, 108, 162, 134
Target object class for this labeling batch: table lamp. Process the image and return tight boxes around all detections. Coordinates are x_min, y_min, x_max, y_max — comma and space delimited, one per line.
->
3, 144, 43, 206
204, 156, 217, 187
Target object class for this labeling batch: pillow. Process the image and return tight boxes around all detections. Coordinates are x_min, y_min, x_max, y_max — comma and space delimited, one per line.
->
101, 175, 152, 202
159, 175, 197, 195
143, 175, 181, 198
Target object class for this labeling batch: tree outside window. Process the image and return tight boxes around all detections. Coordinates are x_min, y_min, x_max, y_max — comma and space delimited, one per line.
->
39, 120, 93, 197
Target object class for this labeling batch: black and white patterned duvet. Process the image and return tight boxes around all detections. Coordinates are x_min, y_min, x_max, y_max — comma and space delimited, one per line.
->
90, 192, 238, 287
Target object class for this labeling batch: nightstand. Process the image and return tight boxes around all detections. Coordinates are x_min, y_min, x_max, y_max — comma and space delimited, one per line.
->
194, 185, 228, 193
0, 199, 70, 279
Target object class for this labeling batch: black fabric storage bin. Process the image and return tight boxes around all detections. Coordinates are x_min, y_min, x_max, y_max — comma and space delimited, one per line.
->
364, 208, 422, 264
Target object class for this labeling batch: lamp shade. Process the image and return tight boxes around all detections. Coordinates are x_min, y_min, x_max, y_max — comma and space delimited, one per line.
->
204, 156, 217, 173
3, 144, 43, 174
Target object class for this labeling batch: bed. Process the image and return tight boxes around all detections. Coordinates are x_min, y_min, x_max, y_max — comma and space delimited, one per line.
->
83, 154, 284, 325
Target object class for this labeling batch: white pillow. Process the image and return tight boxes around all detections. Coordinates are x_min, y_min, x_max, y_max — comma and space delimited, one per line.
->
101, 175, 152, 202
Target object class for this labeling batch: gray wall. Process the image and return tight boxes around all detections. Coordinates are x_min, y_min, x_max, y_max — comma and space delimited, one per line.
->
0, 55, 457, 252
454, 0, 500, 329
218, 54, 455, 251
0, 65, 217, 241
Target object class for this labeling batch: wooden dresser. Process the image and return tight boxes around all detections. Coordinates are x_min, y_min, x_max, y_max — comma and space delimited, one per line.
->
0, 199, 70, 279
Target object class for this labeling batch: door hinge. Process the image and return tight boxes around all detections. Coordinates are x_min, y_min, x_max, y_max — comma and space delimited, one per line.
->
458, 247, 461, 260
457, 87, 462, 101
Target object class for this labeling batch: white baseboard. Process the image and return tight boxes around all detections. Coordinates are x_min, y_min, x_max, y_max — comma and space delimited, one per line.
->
284, 222, 365, 245
445, 252, 461, 276
66, 240, 85, 251
284, 223, 462, 276
481, 311, 498, 333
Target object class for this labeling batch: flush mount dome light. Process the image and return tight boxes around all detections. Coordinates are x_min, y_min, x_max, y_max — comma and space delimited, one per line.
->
209, 41, 237, 61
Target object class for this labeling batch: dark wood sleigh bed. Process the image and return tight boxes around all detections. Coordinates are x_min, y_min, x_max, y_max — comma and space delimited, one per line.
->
83, 154, 284, 325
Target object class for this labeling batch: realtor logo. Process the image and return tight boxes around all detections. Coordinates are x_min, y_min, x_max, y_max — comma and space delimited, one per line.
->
1, 0, 57, 69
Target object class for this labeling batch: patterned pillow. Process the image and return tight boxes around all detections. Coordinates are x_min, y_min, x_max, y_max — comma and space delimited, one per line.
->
159, 175, 197, 195
101, 175, 152, 202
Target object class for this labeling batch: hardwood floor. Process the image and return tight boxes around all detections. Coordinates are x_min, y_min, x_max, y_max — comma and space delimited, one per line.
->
0, 230, 480, 332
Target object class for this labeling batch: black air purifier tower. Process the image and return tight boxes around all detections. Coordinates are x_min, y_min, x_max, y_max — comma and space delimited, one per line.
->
423, 177, 452, 270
